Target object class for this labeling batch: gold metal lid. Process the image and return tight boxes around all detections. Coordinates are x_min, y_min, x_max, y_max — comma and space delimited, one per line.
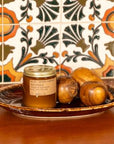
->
24, 65, 56, 78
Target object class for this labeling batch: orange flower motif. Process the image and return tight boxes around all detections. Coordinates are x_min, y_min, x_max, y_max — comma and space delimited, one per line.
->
88, 24, 95, 30
0, 7, 19, 42
55, 64, 72, 77
27, 25, 33, 32
62, 51, 68, 57
26, 16, 33, 22
0, 59, 23, 82
53, 52, 59, 58
89, 14, 95, 21
102, 7, 114, 38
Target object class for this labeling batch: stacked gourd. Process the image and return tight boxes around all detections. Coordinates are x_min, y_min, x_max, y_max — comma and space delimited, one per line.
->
57, 67, 113, 106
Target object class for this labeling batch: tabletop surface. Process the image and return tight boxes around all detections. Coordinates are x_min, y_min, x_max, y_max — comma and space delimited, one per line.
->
0, 107, 114, 144
0, 79, 114, 144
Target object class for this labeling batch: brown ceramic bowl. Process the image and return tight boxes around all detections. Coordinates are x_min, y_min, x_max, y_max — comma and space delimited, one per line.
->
0, 81, 114, 119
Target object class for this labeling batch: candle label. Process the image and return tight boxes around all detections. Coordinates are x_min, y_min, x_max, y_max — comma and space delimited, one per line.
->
30, 77, 56, 97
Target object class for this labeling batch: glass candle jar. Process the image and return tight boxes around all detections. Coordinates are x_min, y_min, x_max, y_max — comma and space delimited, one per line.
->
23, 65, 57, 108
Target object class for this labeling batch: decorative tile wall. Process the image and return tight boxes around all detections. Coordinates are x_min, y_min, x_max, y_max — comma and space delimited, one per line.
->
0, 0, 114, 83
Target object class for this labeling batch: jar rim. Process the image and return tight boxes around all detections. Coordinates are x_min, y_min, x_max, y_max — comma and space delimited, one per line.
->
24, 65, 56, 78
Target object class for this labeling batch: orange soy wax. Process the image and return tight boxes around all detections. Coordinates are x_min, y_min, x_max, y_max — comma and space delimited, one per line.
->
23, 65, 57, 108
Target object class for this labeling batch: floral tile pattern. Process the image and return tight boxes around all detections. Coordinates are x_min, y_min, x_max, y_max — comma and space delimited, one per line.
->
2, 23, 60, 82
61, 22, 114, 74
3, 0, 60, 23
0, 0, 114, 83
62, 0, 86, 22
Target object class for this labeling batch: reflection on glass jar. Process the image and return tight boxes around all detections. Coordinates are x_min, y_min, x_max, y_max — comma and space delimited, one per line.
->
23, 65, 57, 108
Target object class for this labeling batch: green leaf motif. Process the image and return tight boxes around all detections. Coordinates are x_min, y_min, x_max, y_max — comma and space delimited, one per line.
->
63, 24, 89, 51
81, 57, 93, 61
88, 24, 104, 67
89, 0, 101, 19
36, 0, 46, 7
31, 40, 45, 55
28, 3, 32, 10
95, 10, 100, 16
31, 25, 59, 55
94, 35, 100, 40
48, 58, 54, 64
66, 56, 73, 62
20, 0, 33, 22
105, 41, 114, 56
4, 45, 15, 60
4, 0, 15, 4
73, 51, 81, 55
95, 4, 101, 9
21, 38, 27, 43
88, 36, 92, 44
35, 26, 59, 51
73, 57, 77, 62
37, 0, 59, 21
21, 31, 27, 37
94, 44, 98, 54
90, 1, 94, 9
76, 38, 90, 52
78, 0, 87, 6
43, 58, 47, 64
94, 29, 99, 35
39, 53, 47, 57
26, 59, 38, 65
63, 0, 85, 21
29, 38, 32, 46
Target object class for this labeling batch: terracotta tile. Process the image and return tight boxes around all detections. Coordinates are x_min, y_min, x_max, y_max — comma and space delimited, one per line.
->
2, 23, 60, 82
62, 0, 114, 23
60, 22, 114, 77
34, 0, 60, 22
0, 0, 114, 83
3, 0, 60, 24
62, 0, 86, 22
3, 0, 26, 24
